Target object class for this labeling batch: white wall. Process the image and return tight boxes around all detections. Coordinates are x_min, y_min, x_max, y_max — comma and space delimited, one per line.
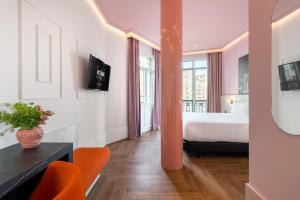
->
105, 27, 128, 144
0, 0, 128, 148
272, 11, 300, 135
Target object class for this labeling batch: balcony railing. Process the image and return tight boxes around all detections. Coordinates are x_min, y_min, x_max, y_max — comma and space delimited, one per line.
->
183, 100, 207, 113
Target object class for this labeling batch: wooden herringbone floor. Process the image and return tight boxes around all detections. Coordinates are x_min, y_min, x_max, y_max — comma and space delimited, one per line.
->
88, 131, 248, 200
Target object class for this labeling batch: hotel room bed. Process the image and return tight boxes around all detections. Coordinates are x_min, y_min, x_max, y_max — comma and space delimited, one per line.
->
183, 103, 249, 154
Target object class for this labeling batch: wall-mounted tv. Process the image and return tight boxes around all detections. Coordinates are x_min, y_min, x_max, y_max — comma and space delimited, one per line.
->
87, 54, 111, 91
279, 61, 300, 91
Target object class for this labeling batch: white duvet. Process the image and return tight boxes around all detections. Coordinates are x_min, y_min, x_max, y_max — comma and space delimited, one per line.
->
183, 112, 249, 143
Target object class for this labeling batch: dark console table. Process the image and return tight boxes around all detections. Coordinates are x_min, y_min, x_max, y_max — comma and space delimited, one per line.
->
0, 143, 73, 200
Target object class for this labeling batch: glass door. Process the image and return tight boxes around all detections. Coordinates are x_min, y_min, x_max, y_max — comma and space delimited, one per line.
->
140, 56, 155, 133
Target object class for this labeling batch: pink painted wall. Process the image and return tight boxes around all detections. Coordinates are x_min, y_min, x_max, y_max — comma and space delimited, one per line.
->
222, 35, 249, 95
247, 0, 300, 199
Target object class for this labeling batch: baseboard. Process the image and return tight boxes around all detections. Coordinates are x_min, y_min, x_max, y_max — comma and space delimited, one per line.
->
106, 126, 128, 144
245, 183, 265, 200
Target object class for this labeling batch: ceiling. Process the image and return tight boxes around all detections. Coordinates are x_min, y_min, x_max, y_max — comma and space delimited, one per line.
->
95, 0, 248, 52
273, 0, 300, 20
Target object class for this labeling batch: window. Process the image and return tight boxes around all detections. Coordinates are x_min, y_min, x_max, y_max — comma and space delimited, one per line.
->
182, 58, 208, 112
140, 56, 155, 104
140, 55, 155, 133
140, 70, 145, 102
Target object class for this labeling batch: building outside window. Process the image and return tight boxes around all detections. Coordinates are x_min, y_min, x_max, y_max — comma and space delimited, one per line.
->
182, 58, 208, 112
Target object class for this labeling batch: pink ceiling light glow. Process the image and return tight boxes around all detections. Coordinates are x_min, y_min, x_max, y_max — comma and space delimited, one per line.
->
86, 0, 159, 50
95, 0, 248, 52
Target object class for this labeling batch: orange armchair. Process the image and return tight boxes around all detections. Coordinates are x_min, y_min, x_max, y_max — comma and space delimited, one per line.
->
73, 147, 110, 191
29, 161, 86, 200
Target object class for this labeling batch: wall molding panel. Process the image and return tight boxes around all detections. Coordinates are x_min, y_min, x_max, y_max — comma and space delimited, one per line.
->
36, 25, 53, 83
19, 0, 62, 99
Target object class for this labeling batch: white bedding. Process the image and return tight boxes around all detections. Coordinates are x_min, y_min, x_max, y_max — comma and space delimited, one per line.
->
183, 112, 249, 143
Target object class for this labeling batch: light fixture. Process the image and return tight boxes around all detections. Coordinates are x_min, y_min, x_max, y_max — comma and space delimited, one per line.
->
273, 7, 300, 27
227, 97, 234, 105
127, 32, 160, 50
223, 32, 249, 51
86, 0, 125, 36
183, 49, 223, 56
87, 0, 300, 56
87, 0, 249, 55
86, 0, 160, 50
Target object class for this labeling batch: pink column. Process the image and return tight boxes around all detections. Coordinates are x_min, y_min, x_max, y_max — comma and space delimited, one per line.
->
160, 0, 183, 170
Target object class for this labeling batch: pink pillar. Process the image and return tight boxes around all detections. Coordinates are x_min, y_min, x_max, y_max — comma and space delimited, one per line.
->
160, 0, 183, 170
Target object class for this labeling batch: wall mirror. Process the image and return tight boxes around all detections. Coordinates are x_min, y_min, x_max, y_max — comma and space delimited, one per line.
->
272, 0, 300, 135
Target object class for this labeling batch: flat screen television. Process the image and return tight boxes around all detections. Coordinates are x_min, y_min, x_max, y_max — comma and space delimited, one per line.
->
278, 61, 300, 91
87, 54, 111, 91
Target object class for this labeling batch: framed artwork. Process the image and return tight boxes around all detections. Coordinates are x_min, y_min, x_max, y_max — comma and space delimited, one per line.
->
238, 54, 249, 95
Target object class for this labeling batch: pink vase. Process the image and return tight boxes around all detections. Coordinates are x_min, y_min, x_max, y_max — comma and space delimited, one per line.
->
16, 127, 44, 149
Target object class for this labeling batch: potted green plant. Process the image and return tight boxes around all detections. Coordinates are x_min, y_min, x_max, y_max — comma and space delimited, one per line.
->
0, 102, 54, 149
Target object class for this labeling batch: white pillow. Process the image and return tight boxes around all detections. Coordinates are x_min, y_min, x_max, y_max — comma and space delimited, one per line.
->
231, 102, 249, 116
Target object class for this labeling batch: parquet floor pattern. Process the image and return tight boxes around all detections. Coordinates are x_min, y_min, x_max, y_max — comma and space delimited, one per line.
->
88, 131, 248, 200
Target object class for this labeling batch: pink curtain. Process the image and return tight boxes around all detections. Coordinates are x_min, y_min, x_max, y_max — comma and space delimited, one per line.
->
152, 49, 161, 130
128, 38, 141, 139
207, 52, 222, 113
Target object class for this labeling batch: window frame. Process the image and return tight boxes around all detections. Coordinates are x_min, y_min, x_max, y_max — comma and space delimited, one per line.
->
182, 59, 208, 112
140, 55, 155, 104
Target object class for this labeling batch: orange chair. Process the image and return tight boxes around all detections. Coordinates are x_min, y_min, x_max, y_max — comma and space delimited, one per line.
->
73, 147, 110, 192
29, 161, 86, 200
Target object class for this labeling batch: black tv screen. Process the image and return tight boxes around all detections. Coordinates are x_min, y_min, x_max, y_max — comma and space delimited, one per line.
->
87, 54, 111, 91
279, 61, 300, 91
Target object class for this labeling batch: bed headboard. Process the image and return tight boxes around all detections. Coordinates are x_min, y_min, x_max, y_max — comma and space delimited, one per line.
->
221, 95, 249, 113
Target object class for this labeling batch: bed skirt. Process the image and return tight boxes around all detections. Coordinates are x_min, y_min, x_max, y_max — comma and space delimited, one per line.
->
183, 139, 248, 155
